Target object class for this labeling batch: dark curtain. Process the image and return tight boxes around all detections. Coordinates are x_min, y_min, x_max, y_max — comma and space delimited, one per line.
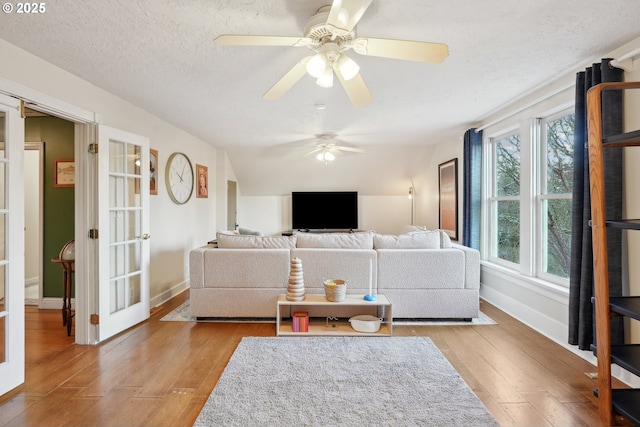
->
462, 128, 482, 250
568, 58, 624, 350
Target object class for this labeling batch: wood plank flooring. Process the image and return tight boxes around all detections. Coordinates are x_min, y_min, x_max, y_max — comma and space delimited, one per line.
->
0, 291, 634, 426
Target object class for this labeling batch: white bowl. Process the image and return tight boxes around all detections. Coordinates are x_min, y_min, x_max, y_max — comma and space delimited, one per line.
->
349, 315, 382, 333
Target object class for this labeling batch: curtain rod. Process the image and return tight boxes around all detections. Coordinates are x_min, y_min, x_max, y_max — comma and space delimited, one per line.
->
610, 47, 640, 72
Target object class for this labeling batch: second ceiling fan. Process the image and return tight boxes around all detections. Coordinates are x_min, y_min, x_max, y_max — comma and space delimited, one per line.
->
214, 0, 448, 107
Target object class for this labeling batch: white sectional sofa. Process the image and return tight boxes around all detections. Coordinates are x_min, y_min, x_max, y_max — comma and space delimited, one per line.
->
189, 229, 480, 319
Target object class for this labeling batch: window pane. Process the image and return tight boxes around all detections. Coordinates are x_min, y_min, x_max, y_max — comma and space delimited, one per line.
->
496, 134, 521, 197
497, 200, 520, 263
544, 199, 572, 278
546, 114, 575, 194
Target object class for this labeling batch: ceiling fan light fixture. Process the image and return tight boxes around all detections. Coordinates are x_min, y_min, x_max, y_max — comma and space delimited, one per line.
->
316, 67, 334, 88
316, 150, 335, 162
306, 52, 328, 78
336, 54, 359, 80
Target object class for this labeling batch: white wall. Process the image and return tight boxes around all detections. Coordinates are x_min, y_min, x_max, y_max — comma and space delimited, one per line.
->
0, 38, 221, 306
237, 194, 415, 237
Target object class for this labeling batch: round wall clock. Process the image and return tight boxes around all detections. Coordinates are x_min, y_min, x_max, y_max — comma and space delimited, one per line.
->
165, 152, 194, 204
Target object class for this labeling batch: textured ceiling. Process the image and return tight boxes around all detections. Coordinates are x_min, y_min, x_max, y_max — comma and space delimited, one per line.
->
1, 0, 640, 195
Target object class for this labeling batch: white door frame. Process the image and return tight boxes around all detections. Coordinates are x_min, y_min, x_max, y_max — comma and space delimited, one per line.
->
24, 142, 44, 306
1, 77, 103, 345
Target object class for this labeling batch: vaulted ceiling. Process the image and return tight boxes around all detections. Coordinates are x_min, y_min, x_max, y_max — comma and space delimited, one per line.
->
1, 0, 639, 195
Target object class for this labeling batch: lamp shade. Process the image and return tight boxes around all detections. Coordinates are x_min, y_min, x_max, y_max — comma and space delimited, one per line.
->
316, 67, 334, 88
336, 54, 360, 80
306, 53, 328, 78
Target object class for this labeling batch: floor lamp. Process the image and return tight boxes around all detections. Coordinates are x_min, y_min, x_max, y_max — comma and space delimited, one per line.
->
408, 186, 414, 225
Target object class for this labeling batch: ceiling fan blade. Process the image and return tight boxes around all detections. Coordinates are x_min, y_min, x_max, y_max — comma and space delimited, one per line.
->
304, 148, 323, 156
353, 37, 449, 63
334, 145, 365, 153
335, 70, 373, 108
214, 34, 312, 47
326, 0, 373, 33
263, 56, 312, 100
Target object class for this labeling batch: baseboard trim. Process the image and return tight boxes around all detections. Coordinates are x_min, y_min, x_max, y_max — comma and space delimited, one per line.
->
33, 282, 189, 312
39, 297, 68, 310
150, 280, 189, 308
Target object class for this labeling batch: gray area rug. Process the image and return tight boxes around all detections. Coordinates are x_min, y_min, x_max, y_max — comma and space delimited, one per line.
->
194, 336, 498, 427
161, 300, 496, 325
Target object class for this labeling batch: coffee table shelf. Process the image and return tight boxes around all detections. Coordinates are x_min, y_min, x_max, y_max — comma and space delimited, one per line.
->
276, 294, 392, 336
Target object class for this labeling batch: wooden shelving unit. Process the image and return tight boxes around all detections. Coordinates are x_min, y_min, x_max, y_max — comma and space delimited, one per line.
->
276, 294, 392, 336
587, 81, 640, 426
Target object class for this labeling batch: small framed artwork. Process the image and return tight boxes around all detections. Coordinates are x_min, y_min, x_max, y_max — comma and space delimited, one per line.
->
438, 158, 458, 240
150, 149, 158, 195
196, 164, 208, 198
54, 159, 75, 188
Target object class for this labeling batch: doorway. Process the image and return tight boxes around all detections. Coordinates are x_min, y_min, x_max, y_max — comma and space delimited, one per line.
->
23, 113, 75, 314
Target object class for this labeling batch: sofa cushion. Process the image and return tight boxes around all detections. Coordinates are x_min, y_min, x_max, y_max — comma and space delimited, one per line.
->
374, 230, 440, 249
216, 233, 297, 249
295, 231, 374, 249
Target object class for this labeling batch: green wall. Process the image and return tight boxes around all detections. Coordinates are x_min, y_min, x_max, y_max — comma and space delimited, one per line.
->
25, 116, 74, 298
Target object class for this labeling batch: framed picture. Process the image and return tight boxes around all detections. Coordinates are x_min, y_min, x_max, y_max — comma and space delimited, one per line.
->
150, 149, 158, 195
54, 159, 75, 188
438, 158, 458, 240
196, 164, 208, 198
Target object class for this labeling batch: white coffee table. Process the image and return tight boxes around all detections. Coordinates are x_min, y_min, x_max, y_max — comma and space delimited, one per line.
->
276, 294, 392, 336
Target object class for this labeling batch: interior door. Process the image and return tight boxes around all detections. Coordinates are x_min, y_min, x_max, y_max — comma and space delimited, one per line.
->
96, 125, 150, 341
0, 94, 25, 396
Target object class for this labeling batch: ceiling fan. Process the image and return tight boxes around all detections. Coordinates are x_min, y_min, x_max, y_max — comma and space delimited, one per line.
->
213, 0, 448, 107
304, 134, 365, 162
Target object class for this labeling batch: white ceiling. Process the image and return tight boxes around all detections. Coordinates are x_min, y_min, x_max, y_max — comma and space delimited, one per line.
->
2, 0, 640, 195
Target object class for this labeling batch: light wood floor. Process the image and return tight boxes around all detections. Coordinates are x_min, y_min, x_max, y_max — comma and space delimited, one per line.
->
0, 291, 634, 427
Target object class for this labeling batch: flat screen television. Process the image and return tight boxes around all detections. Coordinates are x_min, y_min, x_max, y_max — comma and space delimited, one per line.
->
292, 191, 358, 230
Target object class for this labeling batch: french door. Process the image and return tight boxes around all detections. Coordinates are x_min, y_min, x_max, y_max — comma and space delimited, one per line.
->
96, 125, 150, 341
0, 94, 25, 395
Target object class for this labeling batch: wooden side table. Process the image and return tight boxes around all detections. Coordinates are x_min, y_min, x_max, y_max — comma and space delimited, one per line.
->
51, 258, 75, 336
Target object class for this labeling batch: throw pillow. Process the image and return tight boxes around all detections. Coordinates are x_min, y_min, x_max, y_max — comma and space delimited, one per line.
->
373, 230, 440, 249
238, 227, 262, 236
216, 233, 297, 249
295, 231, 375, 249
398, 224, 427, 235
216, 229, 239, 236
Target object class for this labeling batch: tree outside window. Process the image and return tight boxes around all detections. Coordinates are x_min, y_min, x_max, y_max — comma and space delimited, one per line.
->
492, 133, 521, 264
541, 113, 574, 279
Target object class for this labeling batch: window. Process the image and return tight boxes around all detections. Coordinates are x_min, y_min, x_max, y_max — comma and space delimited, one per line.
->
484, 107, 574, 285
489, 132, 521, 266
539, 111, 574, 280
